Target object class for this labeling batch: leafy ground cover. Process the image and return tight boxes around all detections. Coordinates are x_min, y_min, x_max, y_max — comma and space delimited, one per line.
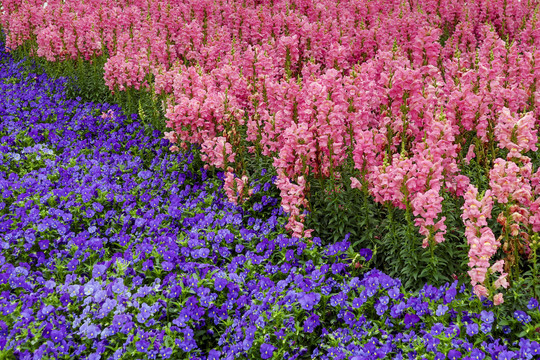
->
1, 35, 540, 360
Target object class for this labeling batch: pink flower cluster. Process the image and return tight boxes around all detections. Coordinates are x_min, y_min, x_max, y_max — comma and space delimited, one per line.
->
104, 50, 150, 92
495, 108, 538, 153
411, 189, 447, 248
223, 169, 252, 205
4, 0, 540, 255
201, 137, 235, 170
461, 184, 508, 303
488, 119, 540, 280
274, 174, 312, 239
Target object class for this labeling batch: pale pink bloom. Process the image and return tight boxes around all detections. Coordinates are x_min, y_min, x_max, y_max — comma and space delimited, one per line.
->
468, 267, 487, 286
464, 144, 476, 164
495, 108, 538, 153
163, 131, 177, 144
494, 273, 510, 290
490, 259, 505, 274
493, 293, 504, 306
473, 285, 489, 299
350, 177, 362, 190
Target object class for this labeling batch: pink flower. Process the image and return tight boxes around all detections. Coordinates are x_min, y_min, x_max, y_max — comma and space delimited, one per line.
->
473, 284, 489, 299
493, 273, 510, 290
495, 108, 538, 153
350, 177, 362, 190
464, 144, 476, 164
468, 267, 487, 286
493, 293, 504, 306
490, 259, 505, 274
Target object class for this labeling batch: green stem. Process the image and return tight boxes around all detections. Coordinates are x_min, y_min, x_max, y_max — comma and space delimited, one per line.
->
363, 183, 370, 237
531, 237, 539, 299
387, 202, 396, 249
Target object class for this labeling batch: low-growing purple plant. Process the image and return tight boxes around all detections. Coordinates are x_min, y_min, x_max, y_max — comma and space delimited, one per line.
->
0, 36, 539, 360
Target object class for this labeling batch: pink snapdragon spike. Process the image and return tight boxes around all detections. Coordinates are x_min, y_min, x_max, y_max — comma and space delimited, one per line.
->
201, 136, 236, 170
223, 169, 238, 205
464, 145, 476, 165
490, 158, 533, 205
411, 188, 447, 248
461, 184, 508, 303
223, 169, 252, 206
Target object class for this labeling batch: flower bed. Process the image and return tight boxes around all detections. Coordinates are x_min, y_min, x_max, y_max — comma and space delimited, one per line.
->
3, 0, 540, 298
1, 38, 540, 360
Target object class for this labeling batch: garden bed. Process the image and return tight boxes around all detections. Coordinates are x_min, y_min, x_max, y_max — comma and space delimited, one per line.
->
0, 38, 539, 360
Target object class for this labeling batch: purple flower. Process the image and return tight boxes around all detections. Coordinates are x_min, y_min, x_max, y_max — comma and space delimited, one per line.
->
298, 292, 321, 311
480, 310, 494, 323
136, 340, 150, 353
374, 301, 388, 316
161, 261, 174, 271
86, 324, 100, 339
352, 297, 366, 308
38, 240, 49, 250
465, 322, 479, 336
177, 339, 197, 352
329, 292, 346, 307
480, 322, 492, 334
207, 349, 221, 360
67, 259, 79, 271
92, 202, 104, 212
514, 310, 531, 324
260, 343, 276, 360
303, 313, 320, 333
404, 313, 420, 329
50, 330, 63, 342
498, 350, 516, 360
160, 347, 173, 359
447, 349, 461, 360
359, 248, 372, 261
214, 277, 228, 291
527, 297, 539, 310
84, 283, 97, 296
470, 349, 486, 359
444, 287, 457, 304
100, 299, 117, 317
112, 279, 125, 294
138, 170, 152, 179
435, 304, 448, 316
92, 264, 107, 278
112, 314, 128, 328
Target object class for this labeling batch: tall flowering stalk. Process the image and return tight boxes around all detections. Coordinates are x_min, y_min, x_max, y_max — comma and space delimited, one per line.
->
490, 108, 539, 282
461, 184, 509, 303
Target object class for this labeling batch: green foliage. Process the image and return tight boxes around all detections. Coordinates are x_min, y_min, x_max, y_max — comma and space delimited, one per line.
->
306, 170, 471, 293
0, 350, 16, 360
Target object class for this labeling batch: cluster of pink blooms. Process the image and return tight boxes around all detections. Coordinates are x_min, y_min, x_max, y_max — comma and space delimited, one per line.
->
486, 107, 540, 284
495, 108, 538, 154
274, 174, 312, 239
201, 137, 236, 170
4, 0, 540, 286
461, 184, 508, 304
223, 169, 252, 206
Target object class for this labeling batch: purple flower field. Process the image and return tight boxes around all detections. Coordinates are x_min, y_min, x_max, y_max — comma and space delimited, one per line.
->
0, 36, 539, 360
